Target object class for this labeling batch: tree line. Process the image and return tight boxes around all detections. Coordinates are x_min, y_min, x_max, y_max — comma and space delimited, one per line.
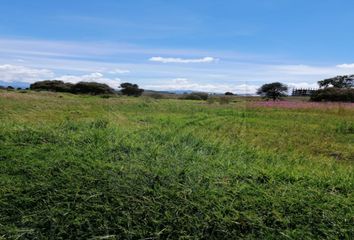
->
257, 75, 353, 102
28, 80, 144, 96
1, 75, 353, 102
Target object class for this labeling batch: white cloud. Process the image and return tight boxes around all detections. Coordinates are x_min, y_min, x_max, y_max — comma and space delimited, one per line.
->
2, 37, 354, 93
0, 64, 54, 83
108, 68, 130, 74
267, 64, 354, 78
149, 56, 217, 63
0, 38, 211, 60
336, 63, 354, 69
0, 64, 121, 88
270, 64, 334, 75
57, 72, 121, 88
172, 78, 189, 84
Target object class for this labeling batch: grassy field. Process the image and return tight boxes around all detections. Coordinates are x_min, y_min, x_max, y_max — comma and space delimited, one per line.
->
0, 91, 353, 239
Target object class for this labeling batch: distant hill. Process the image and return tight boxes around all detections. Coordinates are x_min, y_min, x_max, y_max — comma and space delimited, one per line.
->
0, 81, 29, 89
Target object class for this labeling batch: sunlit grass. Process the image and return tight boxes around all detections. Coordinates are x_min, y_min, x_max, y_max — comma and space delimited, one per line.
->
0, 91, 353, 239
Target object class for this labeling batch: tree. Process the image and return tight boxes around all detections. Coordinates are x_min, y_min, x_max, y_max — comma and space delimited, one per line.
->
310, 75, 354, 102
30, 80, 73, 92
71, 82, 115, 95
225, 92, 234, 95
120, 82, 144, 97
310, 88, 354, 102
182, 92, 209, 100
318, 75, 354, 89
257, 82, 288, 101
30, 80, 115, 95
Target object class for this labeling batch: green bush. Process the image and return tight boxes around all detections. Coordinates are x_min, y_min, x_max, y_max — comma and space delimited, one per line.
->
120, 83, 144, 97
71, 82, 115, 95
310, 88, 354, 102
182, 92, 209, 100
30, 80, 73, 92
30, 80, 115, 95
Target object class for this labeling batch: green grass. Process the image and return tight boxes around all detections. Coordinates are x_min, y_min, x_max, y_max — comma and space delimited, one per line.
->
0, 91, 353, 239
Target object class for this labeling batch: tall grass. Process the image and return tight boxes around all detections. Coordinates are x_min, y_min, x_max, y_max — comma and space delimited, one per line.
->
0, 91, 353, 239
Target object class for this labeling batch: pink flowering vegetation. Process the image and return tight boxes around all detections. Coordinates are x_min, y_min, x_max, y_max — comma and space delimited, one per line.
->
249, 100, 354, 110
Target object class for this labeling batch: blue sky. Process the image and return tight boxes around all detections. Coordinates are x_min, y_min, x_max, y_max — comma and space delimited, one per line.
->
1, 0, 354, 93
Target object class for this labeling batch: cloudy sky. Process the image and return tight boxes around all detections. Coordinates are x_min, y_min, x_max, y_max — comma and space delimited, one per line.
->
1, 0, 354, 93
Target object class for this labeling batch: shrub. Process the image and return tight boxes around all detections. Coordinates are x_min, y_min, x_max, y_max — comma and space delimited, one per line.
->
30, 80, 73, 92
195, 92, 209, 100
183, 92, 209, 101
71, 82, 115, 95
225, 92, 234, 95
30, 80, 115, 95
310, 88, 354, 102
120, 83, 144, 97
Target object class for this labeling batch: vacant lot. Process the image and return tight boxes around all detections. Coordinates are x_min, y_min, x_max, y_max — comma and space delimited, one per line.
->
0, 91, 353, 239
